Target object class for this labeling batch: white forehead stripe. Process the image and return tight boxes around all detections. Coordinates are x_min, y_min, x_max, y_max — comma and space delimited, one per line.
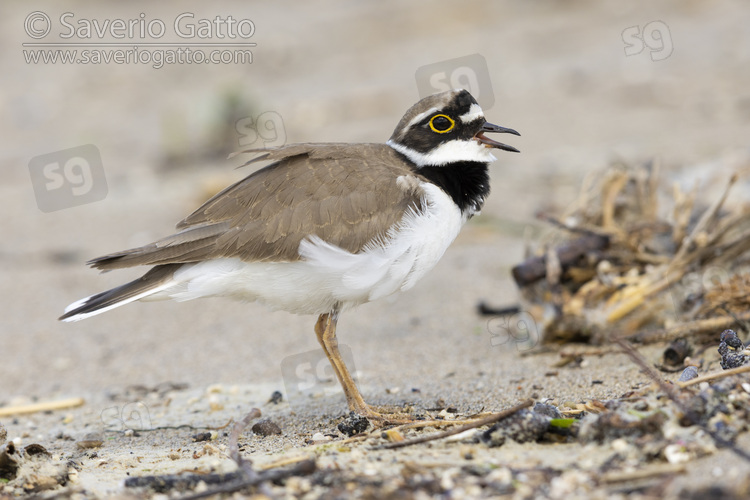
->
459, 103, 484, 123
407, 107, 439, 129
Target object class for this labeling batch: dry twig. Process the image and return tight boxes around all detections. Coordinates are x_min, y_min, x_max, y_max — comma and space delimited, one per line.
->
615, 338, 750, 463
676, 364, 750, 388
0, 397, 85, 417
628, 312, 750, 344
370, 399, 533, 450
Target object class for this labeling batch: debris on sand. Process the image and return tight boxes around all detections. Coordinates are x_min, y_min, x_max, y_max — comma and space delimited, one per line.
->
0, 442, 71, 494
718, 329, 749, 369
661, 338, 693, 370
507, 163, 750, 347
479, 408, 551, 447
678, 365, 699, 382
252, 419, 282, 436
267, 390, 283, 404
337, 412, 370, 437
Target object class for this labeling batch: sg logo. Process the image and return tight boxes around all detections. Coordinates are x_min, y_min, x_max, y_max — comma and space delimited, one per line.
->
280, 345, 357, 409
487, 311, 540, 352
669, 265, 732, 313
236, 111, 286, 149
622, 21, 673, 62
415, 54, 495, 110
29, 144, 107, 213
101, 401, 152, 431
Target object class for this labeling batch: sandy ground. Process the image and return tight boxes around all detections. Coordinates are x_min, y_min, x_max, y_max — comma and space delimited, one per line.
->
2, 0, 750, 497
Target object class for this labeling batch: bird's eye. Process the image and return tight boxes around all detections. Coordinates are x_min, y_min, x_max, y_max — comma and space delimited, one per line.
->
429, 114, 455, 134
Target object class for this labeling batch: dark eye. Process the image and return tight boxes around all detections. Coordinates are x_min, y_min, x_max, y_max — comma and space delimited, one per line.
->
429, 114, 455, 133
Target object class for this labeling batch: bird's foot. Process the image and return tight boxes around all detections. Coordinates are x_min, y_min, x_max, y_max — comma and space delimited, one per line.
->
349, 404, 417, 426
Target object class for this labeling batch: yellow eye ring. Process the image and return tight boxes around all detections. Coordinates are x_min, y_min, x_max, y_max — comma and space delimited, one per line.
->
429, 114, 455, 134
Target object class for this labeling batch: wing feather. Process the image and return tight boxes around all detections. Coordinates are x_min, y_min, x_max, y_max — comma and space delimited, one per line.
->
89, 144, 424, 270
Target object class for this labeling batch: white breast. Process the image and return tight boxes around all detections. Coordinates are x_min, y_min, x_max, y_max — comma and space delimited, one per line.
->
159, 182, 466, 315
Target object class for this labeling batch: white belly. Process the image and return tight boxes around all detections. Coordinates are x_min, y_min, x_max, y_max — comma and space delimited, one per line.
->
156, 183, 466, 315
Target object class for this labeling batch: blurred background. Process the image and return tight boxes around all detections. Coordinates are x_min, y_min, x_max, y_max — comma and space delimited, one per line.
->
2, 0, 749, 403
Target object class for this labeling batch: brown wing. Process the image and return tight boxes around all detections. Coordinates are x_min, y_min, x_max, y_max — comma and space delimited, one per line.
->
88, 143, 424, 270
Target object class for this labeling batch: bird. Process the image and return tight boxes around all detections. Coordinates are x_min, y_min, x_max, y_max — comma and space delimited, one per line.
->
60, 89, 519, 421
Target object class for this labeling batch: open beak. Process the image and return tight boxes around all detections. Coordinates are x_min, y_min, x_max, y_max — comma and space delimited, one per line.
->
474, 122, 520, 153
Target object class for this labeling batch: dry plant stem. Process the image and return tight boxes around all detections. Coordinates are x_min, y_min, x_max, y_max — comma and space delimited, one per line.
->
257, 454, 316, 471
176, 407, 280, 500
370, 399, 533, 451
615, 338, 750, 463
669, 173, 737, 271
606, 270, 685, 324
394, 415, 497, 433
228, 408, 261, 465
559, 345, 622, 358
703, 211, 750, 251
601, 463, 686, 484
0, 397, 85, 417
628, 312, 750, 344
677, 364, 750, 388
601, 171, 628, 232
179, 460, 317, 500
608, 174, 738, 325
709, 227, 750, 266
636, 158, 661, 222
536, 213, 612, 238
671, 180, 697, 246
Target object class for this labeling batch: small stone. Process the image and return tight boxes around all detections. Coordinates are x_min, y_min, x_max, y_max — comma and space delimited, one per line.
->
480, 409, 550, 447
267, 391, 283, 404
337, 411, 370, 437
191, 432, 212, 442
720, 329, 744, 349
202, 443, 220, 456
23, 474, 59, 492
678, 366, 699, 382
251, 419, 282, 436
310, 432, 330, 443
384, 429, 404, 442
533, 402, 563, 419
76, 440, 103, 450
664, 443, 692, 464
718, 330, 748, 369
663, 338, 693, 368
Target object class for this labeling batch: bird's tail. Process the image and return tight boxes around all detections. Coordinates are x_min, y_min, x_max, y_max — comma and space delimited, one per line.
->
59, 264, 180, 322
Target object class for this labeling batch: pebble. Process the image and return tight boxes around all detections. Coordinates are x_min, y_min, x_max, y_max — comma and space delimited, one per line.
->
480, 409, 550, 447
251, 419, 282, 436
718, 329, 748, 369
533, 402, 563, 419
76, 434, 104, 449
191, 432, 213, 442
337, 411, 370, 436
678, 366, 699, 382
268, 391, 283, 404
664, 443, 692, 464
310, 432, 331, 443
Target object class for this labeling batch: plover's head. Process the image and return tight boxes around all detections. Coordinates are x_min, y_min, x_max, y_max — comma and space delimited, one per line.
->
387, 89, 519, 167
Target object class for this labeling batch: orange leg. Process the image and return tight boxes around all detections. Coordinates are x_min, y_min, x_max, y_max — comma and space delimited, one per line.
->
314, 312, 472, 426
314, 312, 375, 415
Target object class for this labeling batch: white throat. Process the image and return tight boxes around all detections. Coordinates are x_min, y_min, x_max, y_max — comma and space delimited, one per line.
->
387, 139, 497, 167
